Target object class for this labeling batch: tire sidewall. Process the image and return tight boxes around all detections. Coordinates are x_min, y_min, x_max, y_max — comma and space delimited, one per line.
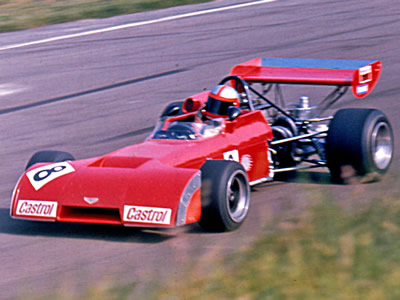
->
362, 111, 394, 174
199, 160, 250, 232
217, 167, 250, 228
326, 108, 393, 180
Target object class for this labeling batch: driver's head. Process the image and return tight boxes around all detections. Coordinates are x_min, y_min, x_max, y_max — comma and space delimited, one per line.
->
204, 85, 240, 118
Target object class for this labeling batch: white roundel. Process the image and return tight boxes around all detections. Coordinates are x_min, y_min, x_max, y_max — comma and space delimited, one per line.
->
241, 154, 253, 171
26, 162, 75, 191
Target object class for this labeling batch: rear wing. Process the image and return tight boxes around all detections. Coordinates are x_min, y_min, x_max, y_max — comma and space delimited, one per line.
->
230, 58, 382, 98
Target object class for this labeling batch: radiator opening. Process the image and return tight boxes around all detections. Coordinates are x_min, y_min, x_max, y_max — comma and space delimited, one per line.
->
60, 206, 121, 224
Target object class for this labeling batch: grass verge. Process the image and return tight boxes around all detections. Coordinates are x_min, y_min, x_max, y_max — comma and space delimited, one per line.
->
0, 0, 213, 33
23, 174, 400, 299
154, 183, 400, 299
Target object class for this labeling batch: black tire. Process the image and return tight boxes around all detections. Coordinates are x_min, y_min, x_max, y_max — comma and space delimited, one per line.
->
198, 160, 250, 232
326, 108, 393, 182
271, 125, 296, 168
272, 115, 298, 136
26, 150, 75, 170
160, 101, 184, 119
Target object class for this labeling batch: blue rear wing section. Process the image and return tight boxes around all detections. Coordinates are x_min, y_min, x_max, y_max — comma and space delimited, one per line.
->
260, 58, 376, 70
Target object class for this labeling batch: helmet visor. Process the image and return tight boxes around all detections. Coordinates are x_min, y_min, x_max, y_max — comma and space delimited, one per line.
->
205, 96, 234, 116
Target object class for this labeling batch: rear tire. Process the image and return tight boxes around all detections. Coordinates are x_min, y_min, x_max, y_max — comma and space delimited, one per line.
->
271, 125, 296, 169
26, 150, 75, 170
326, 108, 393, 182
199, 160, 250, 232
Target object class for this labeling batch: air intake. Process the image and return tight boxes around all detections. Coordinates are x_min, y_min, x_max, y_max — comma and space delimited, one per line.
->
60, 206, 121, 225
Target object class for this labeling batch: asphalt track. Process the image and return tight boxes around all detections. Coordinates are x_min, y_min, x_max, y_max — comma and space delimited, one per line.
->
0, 0, 399, 298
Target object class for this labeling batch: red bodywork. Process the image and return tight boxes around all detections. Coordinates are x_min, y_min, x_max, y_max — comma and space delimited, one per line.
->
10, 109, 273, 227
11, 57, 381, 228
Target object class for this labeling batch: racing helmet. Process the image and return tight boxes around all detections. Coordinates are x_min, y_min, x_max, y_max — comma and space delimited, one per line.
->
204, 85, 240, 118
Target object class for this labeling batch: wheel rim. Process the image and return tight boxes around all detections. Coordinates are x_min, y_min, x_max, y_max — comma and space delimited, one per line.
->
226, 170, 250, 223
371, 121, 393, 170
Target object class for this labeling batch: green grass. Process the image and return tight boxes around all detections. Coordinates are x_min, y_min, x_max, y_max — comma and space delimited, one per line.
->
153, 183, 400, 300
0, 0, 213, 33
24, 174, 400, 299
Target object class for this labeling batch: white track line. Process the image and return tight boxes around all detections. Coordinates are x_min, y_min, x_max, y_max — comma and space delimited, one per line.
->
0, 84, 23, 96
0, 0, 276, 52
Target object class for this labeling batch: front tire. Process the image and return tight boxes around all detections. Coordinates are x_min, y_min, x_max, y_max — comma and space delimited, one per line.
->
326, 108, 393, 182
26, 150, 75, 170
159, 101, 184, 119
198, 160, 250, 232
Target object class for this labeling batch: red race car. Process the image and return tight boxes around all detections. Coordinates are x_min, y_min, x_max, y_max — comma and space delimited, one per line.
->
10, 58, 394, 232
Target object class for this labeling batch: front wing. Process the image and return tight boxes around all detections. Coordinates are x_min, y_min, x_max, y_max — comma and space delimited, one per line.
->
10, 159, 201, 228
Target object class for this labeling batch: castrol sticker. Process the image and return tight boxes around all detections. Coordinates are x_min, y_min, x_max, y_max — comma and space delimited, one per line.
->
123, 205, 171, 225
16, 200, 57, 218
26, 162, 75, 191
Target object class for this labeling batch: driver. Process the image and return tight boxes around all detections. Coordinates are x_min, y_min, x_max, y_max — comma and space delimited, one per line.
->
191, 85, 241, 137
167, 85, 241, 139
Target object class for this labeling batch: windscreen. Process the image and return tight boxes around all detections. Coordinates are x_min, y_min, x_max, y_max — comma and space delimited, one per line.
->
151, 119, 224, 140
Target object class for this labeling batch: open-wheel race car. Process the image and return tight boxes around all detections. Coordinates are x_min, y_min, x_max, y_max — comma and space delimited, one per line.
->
10, 58, 394, 232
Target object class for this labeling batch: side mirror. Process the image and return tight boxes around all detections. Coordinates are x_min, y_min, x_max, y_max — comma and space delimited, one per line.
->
227, 106, 241, 121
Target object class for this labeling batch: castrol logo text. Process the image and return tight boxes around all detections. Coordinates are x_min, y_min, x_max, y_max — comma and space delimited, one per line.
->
16, 200, 57, 218
123, 205, 171, 225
